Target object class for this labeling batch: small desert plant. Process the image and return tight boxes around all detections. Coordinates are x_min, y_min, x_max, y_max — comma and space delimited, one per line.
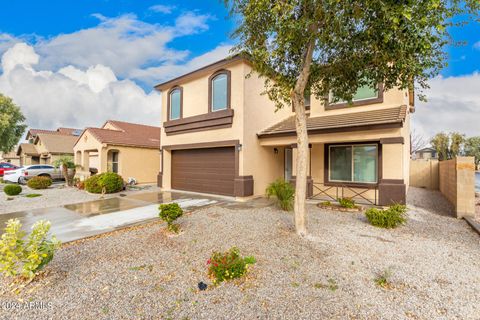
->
266, 179, 295, 211
3, 184, 22, 196
337, 197, 356, 209
320, 200, 332, 206
27, 176, 52, 189
365, 204, 407, 228
0, 178, 4, 184
374, 269, 393, 288
0, 219, 61, 280
85, 172, 124, 194
207, 247, 256, 285
159, 203, 184, 233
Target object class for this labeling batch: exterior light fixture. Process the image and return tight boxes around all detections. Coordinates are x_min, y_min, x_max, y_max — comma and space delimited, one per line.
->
237, 144, 243, 151
274, 148, 279, 154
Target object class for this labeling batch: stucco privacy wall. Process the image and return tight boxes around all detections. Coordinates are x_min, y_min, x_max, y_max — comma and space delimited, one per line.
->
410, 159, 439, 190
439, 157, 475, 218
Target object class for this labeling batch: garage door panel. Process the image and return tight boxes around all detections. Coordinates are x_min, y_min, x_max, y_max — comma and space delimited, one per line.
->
171, 147, 236, 196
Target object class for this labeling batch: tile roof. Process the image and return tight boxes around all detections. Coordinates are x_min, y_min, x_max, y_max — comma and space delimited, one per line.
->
17, 143, 39, 156
27, 127, 82, 137
35, 133, 78, 154
258, 105, 408, 138
85, 120, 161, 149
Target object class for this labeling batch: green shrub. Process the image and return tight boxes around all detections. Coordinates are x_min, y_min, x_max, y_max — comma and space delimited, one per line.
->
207, 247, 256, 285
159, 203, 184, 233
0, 219, 61, 280
3, 184, 22, 196
27, 176, 52, 189
266, 179, 295, 211
85, 172, 124, 194
365, 204, 407, 228
320, 201, 332, 206
338, 197, 356, 209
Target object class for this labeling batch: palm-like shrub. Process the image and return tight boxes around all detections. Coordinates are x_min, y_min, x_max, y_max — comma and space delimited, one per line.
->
53, 155, 76, 186
266, 179, 295, 211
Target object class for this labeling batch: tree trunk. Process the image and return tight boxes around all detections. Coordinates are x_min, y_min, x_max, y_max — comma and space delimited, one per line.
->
291, 38, 315, 236
62, 164, 69, 187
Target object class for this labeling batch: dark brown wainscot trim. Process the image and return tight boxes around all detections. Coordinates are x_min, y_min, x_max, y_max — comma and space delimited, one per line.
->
323, 142, 382, 188
234, 175, 254, 197
378, 179, 406, 206
380, 137, 405, 145
289, 176, 314, 198
208, 69, 231, 113
324, 83, 384, 110
163, 109, 234, 136
167, 86, 183, 121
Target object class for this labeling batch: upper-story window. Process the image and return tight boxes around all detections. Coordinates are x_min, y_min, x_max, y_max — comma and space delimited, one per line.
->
168, 87, 182, 120
209, 70, 230, 112
326, 83, 383, 110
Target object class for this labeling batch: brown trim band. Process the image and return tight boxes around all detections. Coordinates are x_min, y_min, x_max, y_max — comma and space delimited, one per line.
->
208, 69, 231, 112
257, 122, 403, 139
379, 179, 404, 184
163, 109, 234, 136
324, 83, 384, 110
380, 137, 404, 145
162, 140, 240, 151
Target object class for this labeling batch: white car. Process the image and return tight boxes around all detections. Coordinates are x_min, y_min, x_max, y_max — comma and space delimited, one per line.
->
3, 165, 64, 184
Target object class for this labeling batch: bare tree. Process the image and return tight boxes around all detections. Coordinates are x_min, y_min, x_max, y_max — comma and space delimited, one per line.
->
410, 129, 428, 155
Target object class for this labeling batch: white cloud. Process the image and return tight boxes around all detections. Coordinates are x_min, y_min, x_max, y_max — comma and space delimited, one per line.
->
412, 73, 480, 139
474, 41, 480, 50
33, 13, 213, 81
149, 4, 175, 14
0, 43, 162, 130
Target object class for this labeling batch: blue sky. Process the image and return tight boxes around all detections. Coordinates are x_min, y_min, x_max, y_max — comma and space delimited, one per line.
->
0, 1, 479, 137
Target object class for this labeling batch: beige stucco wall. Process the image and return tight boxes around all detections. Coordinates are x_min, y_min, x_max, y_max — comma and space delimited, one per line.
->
74, 130, 160, 184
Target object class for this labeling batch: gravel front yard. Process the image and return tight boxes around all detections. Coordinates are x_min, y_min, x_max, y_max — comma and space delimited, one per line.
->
0, 183, 160, 214
0, 187, 479, 319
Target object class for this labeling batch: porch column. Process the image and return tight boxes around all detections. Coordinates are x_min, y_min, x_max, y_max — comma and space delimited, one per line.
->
378, 138, 406, 205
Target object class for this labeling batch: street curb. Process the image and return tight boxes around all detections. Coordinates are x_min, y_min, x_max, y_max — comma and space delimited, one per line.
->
464, 217, 480, 236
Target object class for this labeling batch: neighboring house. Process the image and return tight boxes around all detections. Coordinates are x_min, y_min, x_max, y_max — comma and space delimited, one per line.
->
0, 151, 21, 167
17, 128, 80, 166
74, 120, 161, 184
155, 55, 413, 205
413, 147, 437, 160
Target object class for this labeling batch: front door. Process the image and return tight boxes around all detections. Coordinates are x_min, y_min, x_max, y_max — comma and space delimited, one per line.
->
284, 148, 293, 181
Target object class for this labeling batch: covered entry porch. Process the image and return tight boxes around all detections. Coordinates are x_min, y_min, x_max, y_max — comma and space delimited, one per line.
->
257, 106, 410, 206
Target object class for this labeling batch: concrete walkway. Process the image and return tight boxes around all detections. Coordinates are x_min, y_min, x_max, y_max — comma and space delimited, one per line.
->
0, 191, 225, 243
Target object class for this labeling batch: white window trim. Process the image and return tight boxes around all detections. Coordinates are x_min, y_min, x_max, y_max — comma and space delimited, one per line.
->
328, 143, 378, 184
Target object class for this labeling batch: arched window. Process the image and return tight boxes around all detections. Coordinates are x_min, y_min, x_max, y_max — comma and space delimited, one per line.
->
209, 70, 230, 112
169, 87, 182, 120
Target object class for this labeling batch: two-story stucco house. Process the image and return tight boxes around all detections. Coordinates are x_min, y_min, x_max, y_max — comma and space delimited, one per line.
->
155, 55, 413, 205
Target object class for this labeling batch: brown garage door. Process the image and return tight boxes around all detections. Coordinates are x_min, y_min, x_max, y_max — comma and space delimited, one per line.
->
171, 147, 236, 196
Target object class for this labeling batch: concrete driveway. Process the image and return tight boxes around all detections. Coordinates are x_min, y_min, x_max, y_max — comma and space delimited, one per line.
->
0, 191, 224, 242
